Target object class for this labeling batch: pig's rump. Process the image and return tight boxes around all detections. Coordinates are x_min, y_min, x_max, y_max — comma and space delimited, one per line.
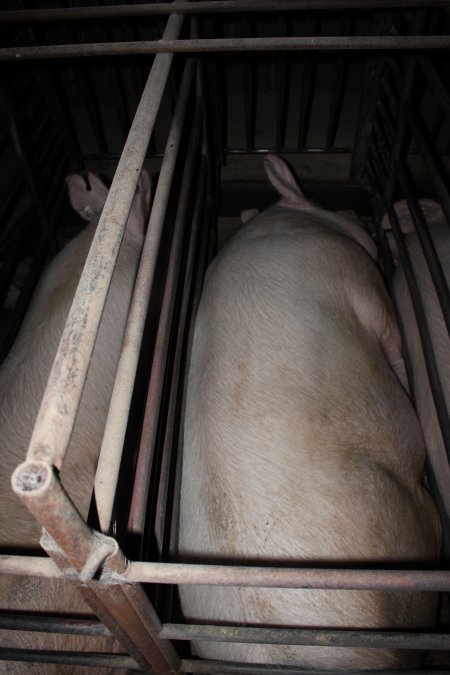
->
178, 210, 440, 669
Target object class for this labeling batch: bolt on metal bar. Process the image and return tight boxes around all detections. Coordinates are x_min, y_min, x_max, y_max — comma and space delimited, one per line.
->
21, 10, 184, 472
0, 648, 139, 669
162, 623, 450, 650
2, 36, 450, 61
122, 562, 450, 591
0, 613, 111, 637
95, 57, 196, 535
1, 0, 449, 23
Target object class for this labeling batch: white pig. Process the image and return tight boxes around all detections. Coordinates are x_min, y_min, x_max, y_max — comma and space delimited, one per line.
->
178, 155, 441, 670
0, 170, 150, 673
382, 200, 450, 523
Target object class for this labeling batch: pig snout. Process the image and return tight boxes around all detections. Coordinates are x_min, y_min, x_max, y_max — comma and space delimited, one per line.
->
178, 156, 441, 669
0, 171, 151, 673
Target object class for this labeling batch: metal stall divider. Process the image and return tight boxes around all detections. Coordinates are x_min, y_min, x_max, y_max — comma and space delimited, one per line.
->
2, 7, 188, 673
0, 2, 450, 672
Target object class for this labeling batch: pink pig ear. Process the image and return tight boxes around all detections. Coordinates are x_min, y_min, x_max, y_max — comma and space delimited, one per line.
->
65, 172, 108, 222
264, 154, 312, 209
240, 208, 259, 224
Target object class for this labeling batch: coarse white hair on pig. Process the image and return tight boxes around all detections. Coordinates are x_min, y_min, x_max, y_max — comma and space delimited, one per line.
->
178, 154, 441, 670
0, 170, 151, 674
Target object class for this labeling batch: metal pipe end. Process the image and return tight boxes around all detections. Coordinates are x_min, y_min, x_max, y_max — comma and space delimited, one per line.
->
11, 460, 53, 497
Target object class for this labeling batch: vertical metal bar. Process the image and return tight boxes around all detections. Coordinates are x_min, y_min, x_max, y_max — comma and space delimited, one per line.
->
397, 162, 450, 335
275, 14, 289, 149
95, 56, 195, 534
24, 10, 184, 473
242, 17, 256, 150
326, 15, 352, 149
149, 117, 204, 556
128, 84, 202, 540
0, 78, 51, 240
383, 194, 450, 465
407, 107, 450, 232
297, 15, 318, 149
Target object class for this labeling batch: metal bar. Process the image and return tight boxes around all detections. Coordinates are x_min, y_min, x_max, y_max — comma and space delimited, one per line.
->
407, 106, 450, 235
22, 10, 184, 472
418, 55, 450, 118
130, 95, 203, 540
78, 578, 181, 673
0, 555, 64, 578
1, 0, 449, 22
3, 36, 450, 61
0, 648, 139, 669
154, 136, 207, 559
398, 162, 450, 336
122, 562, 450, 591
0, 79, 51, 239
10, 460, 118, 575
0, 613, 111, 637
95, 57, 196, 534
180, 660, 450, 675
162, 623, 450, 650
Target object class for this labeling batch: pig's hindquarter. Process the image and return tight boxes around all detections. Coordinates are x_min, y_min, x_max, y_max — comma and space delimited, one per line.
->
179, 216, 439, 668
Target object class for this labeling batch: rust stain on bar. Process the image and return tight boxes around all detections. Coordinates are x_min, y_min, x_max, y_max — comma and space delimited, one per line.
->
162, 622, 450, 650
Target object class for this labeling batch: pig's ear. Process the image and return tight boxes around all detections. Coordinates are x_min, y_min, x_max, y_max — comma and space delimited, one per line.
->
264, 154, 311, 208
240, 208, 259, 224
66, 173, 108, 221
136, 169, 151, 217
128, 169, 152, 239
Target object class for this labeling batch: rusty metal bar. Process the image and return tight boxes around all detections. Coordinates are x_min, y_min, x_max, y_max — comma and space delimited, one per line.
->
3, 36, 450, 61
10, 460, 118, 575
129, 90, 203, 539
0, 648, 139, 669
95, 57, 196, 534
122, 561, 450, 591
1, 0, 448, 22
162, 623, 450, 650
180, 660, 449, 675
21, 10, 184, 473
0, 613, 111, 637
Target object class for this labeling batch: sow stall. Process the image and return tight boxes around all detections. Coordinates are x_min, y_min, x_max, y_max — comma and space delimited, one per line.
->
0, 1, 449, 672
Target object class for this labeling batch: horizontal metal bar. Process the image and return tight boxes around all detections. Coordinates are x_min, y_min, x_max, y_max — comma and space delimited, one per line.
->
0, 555, 64, 578
180, 659, 450, 675
0, 613, 111, 637
0, 648, 139, 669
1, 0, 448, 23
162, 623, 450, 650
122, 562, 450, 591
3, 36, 450, 61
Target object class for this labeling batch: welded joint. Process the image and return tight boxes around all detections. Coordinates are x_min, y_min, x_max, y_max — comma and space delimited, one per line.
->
79, 532, 120, 583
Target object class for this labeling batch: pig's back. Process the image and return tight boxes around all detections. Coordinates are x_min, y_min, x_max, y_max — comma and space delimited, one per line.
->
178, 214, 440, 669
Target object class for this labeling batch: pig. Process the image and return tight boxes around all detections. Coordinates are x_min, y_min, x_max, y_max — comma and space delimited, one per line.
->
382, 200, 450, 528
177, 155, 441, 670
0, 170, 150, 673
